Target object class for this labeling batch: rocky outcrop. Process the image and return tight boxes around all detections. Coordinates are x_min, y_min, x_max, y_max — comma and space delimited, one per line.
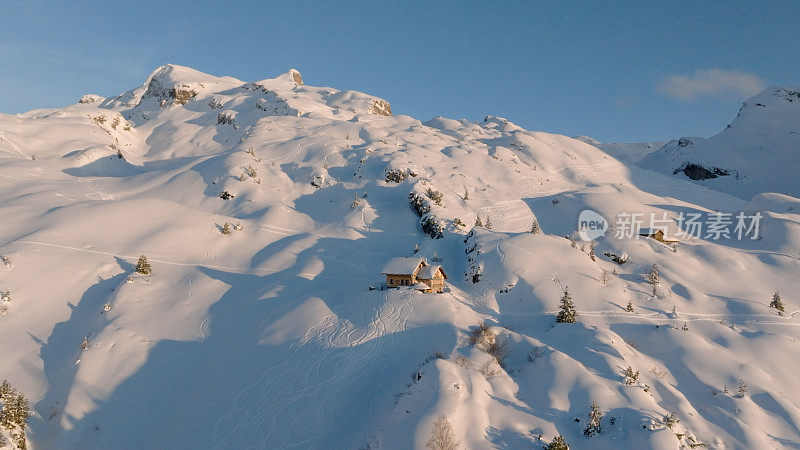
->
369, 99, 392, 116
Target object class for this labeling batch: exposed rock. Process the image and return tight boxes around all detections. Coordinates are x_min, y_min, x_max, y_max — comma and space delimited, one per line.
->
291, 70, 303, 86
79, 94, 104, 104
370, 99, 392, 116
674, 163, 730, 180
170, 86, 198, 105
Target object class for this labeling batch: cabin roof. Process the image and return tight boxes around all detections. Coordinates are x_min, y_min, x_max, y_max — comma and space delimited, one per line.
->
382, 257, 425, 275
417, 264, 447, 279
638, 228, 665, 235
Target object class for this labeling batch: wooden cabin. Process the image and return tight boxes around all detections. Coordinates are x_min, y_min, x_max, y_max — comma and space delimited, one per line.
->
638, 228, 679, 244
382, 257, 448, 293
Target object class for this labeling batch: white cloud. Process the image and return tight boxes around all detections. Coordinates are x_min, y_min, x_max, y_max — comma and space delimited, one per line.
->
656, 69, 765, 100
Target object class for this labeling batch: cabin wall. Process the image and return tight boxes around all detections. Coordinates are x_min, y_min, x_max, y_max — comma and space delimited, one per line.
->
386, 274, 414, 287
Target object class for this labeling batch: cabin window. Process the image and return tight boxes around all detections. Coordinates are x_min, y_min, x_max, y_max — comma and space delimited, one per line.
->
390, 278, 394, 285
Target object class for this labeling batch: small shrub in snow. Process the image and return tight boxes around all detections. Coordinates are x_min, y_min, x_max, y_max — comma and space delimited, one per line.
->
452, 355, 471, 368
770, 291, 785, 315
469, 323, 493, 347
80, 337, 89, 351
463, 188, 469, 200
471, 269, 481, 284
0, 291, 10, 303
588, 242, 596, 261
570, 236, 577, 248
530, 220, 541, 234
0, 255, 11, 268
426, 416, 458, 450
216, 111, 236, 126
622, 366, 640, 385
351, 195, 362, 210
477, 359, 502, 378
474, 215, 483, 227
102, 302, 112, 313
244, 165, 258, 179
233, 223, 244, 231
453, 218, 466, 229
487, 339, 509, 369
544, 434, 569, 450
603, 251, 628, 265
556, 287, 577, 323
384, 168, 416, 183
134, 255, 152, 275
221, 223, 233, 235
682, 322, 689, 331
600, 270, 611, 285
485, 217, 493, 230
425, 188, 444, 206
662, 412, 680, 429
220, 191, 234, 200
737, 380, 748, 397
583, 401, 603, 437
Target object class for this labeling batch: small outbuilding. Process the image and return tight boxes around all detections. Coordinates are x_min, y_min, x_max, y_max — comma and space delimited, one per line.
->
382, 257, 448, 293
638, 228, 678, 244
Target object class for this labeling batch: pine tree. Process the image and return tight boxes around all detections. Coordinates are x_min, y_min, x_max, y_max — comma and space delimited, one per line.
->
626, 300, 635, 312
583, 401, 603, 437
589, 242, 596, 261
770, 291, 785, 315
556, 287, 577, 323
221, 222, 232, 235
0, 380, 31, 450
530, 220, 541, 234
647, 264, 659, 297
544, 434, 569, 450
463, 188, 469, 200
134, 255, 151, 275
485, 216, 493, 230
475, 215, 483, 227
570, 235, 577, 248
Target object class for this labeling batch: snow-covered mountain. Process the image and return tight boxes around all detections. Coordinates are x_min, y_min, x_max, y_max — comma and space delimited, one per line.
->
641, 86, 800, 200
573, 136, 667, 165
1, 65, 799, 449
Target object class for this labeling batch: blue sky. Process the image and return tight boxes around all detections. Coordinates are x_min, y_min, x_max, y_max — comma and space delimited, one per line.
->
1, 1, 797, 142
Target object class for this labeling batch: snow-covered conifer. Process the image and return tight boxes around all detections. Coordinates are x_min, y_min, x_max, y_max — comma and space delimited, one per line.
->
134, 255, 152, 275
770, 291, 785, 315
556, 287, 577, 323
544, 434, 569, 450
583, 401, 603, 436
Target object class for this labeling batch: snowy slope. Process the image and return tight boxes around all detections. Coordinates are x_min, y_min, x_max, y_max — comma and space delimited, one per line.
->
641, 87, 800, 200
1, 65, 799, 449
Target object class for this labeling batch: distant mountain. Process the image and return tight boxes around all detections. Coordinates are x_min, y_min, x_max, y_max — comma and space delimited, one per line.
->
573, 136, 668, 165
641, 86, 800, 199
